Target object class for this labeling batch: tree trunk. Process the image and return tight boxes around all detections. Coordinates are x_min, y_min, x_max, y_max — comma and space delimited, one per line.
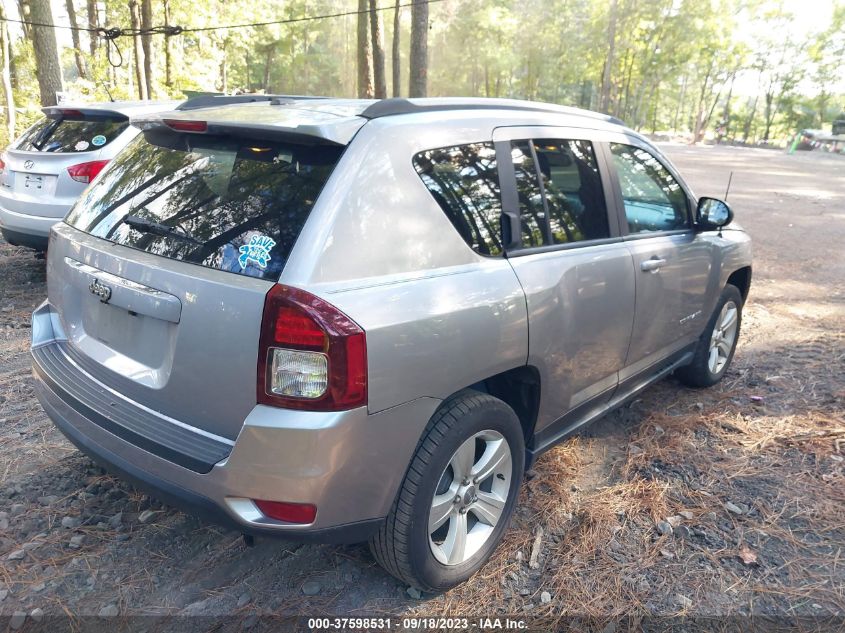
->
140, 0, 154, 98
129, 0, 147, 100
262, 46, 273, 92
599, 0, 617, 113
743, 93, 758, 142
720, 73, 735, 137
408, 0, 428, 97
673, 75, 686, 132
0, 6, 15, 139
219, 39, 228, 93
356, 0, 373, 98
619, 48, 634, 119
86, 0, 97, 54
65, 0, 87, 79
391, 0, 400, 97
763, 91, 775, 141
27, 0, 64, 106
484, 59, 490, 97
692, 61, 713, 143
16, 0, 31, 39
369, 0, 386, 98
163, 0, 172, 89
651, 85, 659, 134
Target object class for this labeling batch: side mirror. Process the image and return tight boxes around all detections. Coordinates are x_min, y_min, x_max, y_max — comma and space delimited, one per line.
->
696, 197, 733, 229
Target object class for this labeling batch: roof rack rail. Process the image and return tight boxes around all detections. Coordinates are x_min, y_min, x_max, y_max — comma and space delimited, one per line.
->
359, 98, 625, 126
176, 94, 328, 111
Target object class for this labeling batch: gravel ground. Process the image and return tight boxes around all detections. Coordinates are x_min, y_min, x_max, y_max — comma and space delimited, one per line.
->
0, 145, 843, 631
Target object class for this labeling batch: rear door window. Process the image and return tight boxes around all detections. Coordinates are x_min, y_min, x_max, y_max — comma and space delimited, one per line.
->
14, 115, 128, 153
413, 142, 503, 256
509, 138, 610, 248
533, 139, 610, 243
65, 131, 343, 280
510, 141, 547, 248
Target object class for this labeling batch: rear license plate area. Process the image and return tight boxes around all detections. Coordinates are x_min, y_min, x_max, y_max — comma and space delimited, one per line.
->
15, 173, 57, 196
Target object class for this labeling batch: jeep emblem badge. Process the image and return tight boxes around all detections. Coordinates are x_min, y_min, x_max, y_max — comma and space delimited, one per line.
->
89, 278, 112, 303
23, 160, 34, 170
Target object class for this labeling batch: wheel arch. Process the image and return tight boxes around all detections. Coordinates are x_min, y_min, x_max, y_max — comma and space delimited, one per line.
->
726, 266, 752, 302
466, 365, 541, 456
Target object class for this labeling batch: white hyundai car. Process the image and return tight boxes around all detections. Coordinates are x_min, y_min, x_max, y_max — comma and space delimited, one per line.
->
0, 100, 178, 251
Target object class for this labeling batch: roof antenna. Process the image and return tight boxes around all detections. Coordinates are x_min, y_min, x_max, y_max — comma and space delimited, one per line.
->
717, 170, 735, 239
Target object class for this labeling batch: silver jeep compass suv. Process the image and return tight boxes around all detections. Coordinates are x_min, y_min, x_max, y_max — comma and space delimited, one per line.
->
31, 96, 752, 591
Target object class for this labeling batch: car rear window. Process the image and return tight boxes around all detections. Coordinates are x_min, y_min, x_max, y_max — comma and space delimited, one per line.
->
65, 130, 342, 280
14, 115, 128, 153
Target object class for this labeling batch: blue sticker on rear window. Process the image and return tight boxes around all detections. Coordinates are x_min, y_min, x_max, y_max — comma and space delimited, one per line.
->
238, 235, 275, 270
91, 134, 107, 147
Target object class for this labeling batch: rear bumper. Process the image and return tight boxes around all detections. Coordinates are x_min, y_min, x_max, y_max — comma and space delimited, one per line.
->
31, 302, 440, 542
0, 226, 49, 251
37, 381, 385, 542
0, 203, 63, 246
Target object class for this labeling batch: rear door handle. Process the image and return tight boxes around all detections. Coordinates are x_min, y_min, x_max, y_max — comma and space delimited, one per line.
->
640, 257, 667, 272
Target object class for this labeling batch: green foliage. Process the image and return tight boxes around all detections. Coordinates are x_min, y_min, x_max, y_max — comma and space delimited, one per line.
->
1, 0, 842, 146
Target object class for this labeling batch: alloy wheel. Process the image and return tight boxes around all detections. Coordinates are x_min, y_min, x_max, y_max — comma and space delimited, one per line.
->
708, 300, 739, 374
428, 430, 513, 566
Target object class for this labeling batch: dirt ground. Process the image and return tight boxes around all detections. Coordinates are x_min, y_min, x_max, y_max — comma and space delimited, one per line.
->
0, 145, 843, 630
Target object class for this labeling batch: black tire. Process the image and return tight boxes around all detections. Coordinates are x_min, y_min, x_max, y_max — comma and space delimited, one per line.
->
369, 389, 525, 592
676, 284, 743, 388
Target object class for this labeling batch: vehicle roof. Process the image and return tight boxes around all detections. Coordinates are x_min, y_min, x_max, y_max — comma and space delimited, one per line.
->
131, 97, 635, 146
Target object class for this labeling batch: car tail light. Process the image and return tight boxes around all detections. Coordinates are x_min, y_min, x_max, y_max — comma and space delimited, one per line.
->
257, 285, 367, 411
253, 499, 317, 524
67, 160, 109, 183
0, 155, 5, 173
163, 119, 208, 133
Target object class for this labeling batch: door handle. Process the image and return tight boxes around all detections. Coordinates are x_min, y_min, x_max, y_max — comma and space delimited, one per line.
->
640, 257, 667, 272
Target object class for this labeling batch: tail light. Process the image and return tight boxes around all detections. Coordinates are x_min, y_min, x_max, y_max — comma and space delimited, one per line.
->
253, 499, 317, 524
67, 160, 109, 183
0, 155, 6, 173
257, 285, 367, 411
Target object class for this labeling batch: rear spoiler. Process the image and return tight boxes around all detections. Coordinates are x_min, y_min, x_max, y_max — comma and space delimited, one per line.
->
131, 111, 365, 147
42, 106, 129, 122
176, 94, 329, 111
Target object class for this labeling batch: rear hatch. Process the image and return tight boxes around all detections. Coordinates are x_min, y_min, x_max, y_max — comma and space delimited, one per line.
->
1, 107, 130, 216
48, 113, 352, 441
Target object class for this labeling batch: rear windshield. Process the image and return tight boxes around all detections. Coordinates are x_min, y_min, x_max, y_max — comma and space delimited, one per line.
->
14, 115, 128, 153
65, 130, 342, 280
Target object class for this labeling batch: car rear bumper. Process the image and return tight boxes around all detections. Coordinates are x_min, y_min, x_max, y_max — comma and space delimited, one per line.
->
0, 203, 63, 246
0, 226, 49, 250
31, 301, 439, 542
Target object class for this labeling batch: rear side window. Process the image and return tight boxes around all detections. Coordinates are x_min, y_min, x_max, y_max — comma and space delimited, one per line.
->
413, 142, 503, 257
510, 141, 547, 248
533, 139, 610, 243
65, 131, 342, 280
510, 139, 610, 247
14, 116, 128, 153
609, 143, 689, 233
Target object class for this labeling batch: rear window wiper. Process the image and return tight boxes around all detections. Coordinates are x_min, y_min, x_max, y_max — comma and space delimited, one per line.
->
123, 214, 202, 245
